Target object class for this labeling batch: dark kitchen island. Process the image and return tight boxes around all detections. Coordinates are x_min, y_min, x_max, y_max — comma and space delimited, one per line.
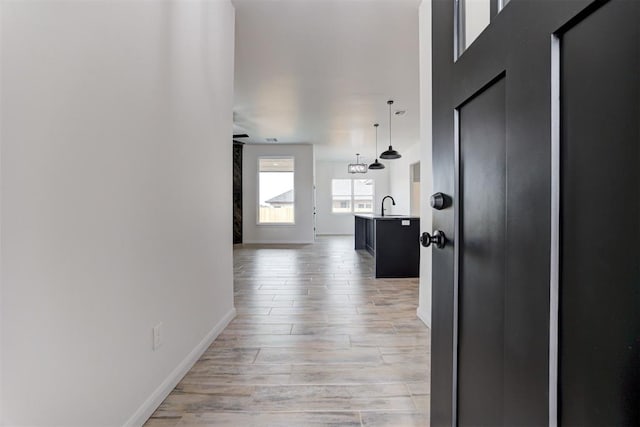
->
354, 214, 420, 278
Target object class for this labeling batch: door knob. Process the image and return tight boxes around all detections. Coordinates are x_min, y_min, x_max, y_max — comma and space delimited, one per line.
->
420, 230, 447, 249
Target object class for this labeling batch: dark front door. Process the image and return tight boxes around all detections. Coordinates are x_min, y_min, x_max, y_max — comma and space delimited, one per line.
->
559, 2, 640, 424
430, 0, 640, 425
457, 76, 507, 425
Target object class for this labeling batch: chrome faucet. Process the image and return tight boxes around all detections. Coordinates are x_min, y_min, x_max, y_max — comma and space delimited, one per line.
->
381, 195, 396, 217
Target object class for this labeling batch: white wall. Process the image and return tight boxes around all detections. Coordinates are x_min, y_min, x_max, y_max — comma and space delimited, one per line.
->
315, 161, 391, 235
243, 144, 315, 244
417, 0, 433, 328
0, 1, 236, 426
388, 143, 421, 216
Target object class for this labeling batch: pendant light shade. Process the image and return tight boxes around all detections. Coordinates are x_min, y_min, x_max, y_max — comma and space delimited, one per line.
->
348, 153, 368, 174
369, 123, 385, 170
380, 100, 402, 160
368, 160, 385, 170
380, 147, 401, 159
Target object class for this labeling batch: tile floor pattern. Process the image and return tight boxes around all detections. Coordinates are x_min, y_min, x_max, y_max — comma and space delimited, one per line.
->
145, 236, 430, 427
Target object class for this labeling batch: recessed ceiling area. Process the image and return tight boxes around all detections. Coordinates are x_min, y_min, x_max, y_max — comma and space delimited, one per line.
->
232, 0, 421, 161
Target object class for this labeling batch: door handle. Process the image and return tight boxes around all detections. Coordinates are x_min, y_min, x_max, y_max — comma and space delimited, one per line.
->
420, 230, 447, 249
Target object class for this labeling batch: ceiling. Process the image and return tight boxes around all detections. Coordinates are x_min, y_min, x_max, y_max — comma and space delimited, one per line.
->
232, 0, 421, 162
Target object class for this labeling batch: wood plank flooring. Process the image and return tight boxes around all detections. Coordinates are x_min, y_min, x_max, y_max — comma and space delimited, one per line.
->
145, 236, 430, 426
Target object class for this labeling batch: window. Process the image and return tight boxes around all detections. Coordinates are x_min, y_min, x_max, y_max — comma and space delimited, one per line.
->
456, 0, 510, 58
258, 157, 294, 224
332, 179, 352, 213
331, 179, 374, 213
456, 0, 490, 58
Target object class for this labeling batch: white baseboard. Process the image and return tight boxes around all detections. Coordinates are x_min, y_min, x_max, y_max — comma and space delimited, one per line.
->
417, 306, 431, 328
123, 307, 237, 427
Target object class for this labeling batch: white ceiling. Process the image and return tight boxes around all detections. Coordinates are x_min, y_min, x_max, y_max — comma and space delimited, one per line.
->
232, 0, 421, 162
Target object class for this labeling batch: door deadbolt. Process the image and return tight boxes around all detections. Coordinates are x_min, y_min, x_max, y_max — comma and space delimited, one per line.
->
430, 192, 450, 210
420, 230, 447, 249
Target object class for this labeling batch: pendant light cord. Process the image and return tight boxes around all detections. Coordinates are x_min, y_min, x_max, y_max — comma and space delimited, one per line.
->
374, 123, 379, 156
389, 102, 392, 147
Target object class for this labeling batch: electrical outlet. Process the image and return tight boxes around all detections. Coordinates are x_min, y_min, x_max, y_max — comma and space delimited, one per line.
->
153, 322, 163, 351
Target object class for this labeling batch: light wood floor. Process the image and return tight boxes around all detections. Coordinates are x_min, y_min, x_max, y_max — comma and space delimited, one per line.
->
145, 235, 430, 427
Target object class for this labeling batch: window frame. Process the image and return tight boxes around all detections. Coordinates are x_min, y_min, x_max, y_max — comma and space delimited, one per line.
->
257, 156, 296, 226
331, 178, 375, 215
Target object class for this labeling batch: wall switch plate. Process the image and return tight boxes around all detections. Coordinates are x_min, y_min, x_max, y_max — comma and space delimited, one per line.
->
153, 322, 163, 351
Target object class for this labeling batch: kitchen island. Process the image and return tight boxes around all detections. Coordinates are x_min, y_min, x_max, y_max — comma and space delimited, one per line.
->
354, 214, 420, 278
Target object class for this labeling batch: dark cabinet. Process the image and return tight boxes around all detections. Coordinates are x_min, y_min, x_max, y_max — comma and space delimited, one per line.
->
354, 215, 420, 278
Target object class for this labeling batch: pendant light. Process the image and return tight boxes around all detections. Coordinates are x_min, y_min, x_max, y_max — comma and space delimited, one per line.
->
368, 123, 385, 170
348, 153, 368, 174
380, 100, 402, 159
